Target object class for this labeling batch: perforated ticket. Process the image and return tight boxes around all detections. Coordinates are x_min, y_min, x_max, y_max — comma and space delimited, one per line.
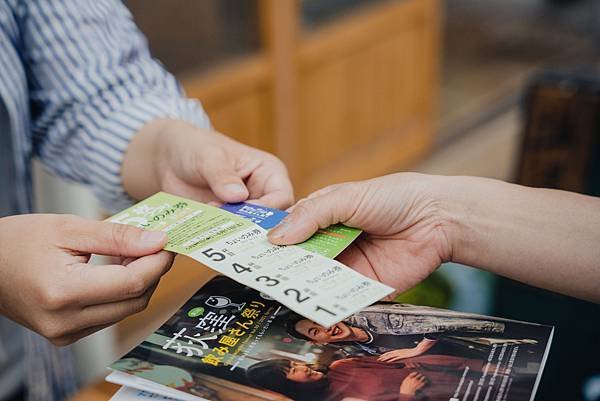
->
109, 192, 393, 327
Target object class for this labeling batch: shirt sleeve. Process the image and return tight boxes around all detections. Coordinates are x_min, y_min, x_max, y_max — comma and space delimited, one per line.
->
18, 0, 211, 212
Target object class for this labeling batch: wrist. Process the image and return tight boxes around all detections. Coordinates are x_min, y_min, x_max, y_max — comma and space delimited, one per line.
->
426, 175, 482, 266
430, 175, 519, 268
122, 118, 171, 200
399, 388, 416, 396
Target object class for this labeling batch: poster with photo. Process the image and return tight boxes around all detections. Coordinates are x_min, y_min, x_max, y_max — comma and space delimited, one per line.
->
111, 276, 553, 401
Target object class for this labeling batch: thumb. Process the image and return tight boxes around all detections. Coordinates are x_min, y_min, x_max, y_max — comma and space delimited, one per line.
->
202, 155, 249, 203
64, 217, 168, 257
268, 184, 358, 245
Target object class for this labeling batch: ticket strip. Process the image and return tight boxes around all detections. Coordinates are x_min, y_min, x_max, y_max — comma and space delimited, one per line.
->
109, 192, 393, 327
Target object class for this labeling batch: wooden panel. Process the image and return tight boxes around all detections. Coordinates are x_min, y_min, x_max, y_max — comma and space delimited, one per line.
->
298, 120, 433, 195
205, 87, 275, 152
258, 0, 302, 181
413, 0, 442, 129
298, 0, 430, 70
296, 0, 439, 190
298, 30, 420, 173
183, 56, 271, 106
182, 56, 275, 152
175, 0, 439, 196
297, 58, 347, 171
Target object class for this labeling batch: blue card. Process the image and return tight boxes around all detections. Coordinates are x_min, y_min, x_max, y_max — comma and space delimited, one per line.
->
220, 202, 288, 229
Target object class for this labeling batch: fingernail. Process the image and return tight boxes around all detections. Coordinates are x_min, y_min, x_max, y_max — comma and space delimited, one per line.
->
268, 220, 291, 240
140, 230, 167, 245
224, 183, 247, 196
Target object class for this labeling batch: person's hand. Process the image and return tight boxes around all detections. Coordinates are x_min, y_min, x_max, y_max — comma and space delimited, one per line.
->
377, 339, 437, 363
123, 119, 294, 209
268, 173, 452, 293
0, 214, 174, 346
415, 338, 437, 353
268, 171, 600, 303
399, 372, 428, 396
378, 348, 420, 363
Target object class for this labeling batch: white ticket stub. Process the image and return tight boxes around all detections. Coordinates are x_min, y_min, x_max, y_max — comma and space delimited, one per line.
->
109, 192, 394, 327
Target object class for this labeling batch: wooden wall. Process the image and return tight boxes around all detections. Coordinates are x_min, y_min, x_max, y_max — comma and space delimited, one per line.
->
185, 0, 440, 196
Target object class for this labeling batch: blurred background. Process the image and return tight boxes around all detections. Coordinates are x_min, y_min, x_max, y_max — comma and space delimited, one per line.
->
33, 1, 599, 400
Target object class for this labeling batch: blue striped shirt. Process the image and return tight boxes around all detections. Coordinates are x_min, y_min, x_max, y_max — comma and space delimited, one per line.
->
1, 0, 211, 213
0, 1, 211, 400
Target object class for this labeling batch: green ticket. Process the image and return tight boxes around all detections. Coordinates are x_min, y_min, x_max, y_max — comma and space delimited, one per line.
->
109, 192, 361, 258
108, 193, 254, 255
298, 224, 362, 258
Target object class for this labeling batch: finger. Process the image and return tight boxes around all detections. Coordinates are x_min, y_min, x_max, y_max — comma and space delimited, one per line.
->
305, 183, 346, 200
45, 283, 158, 346
161, 185, 221, 204
202, 153, 250, 203
246, 162, 294, 209
268, 184, 360, 245
62, 216, 167, 257
249, 189, 294, 210
379, 352, 397, 362
77, 283, 157, 328
285, 183, 347, 213
69, 251, 173, 305
51, 321, 116, 347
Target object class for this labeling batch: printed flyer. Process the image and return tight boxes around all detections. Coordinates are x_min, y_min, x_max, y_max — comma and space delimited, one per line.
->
109, 276, 553, 401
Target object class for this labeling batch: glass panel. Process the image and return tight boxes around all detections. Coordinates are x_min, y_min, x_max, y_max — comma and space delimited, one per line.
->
124, 0, 260, 77
301, 0, 390, 29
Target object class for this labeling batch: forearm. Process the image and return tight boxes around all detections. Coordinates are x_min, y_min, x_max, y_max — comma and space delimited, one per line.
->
121, 118, 171, 200
438, 176, 600, 302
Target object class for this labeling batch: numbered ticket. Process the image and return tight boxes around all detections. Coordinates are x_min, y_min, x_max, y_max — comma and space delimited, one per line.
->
109, 192, 393, 327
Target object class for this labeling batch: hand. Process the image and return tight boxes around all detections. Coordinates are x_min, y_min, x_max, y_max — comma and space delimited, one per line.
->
399, 372, 428, 396
268, 172, 600, 302
415, 338, 437, 353
377, 339, 437, 363
0, 214, 174, 346
378, 348, 420, 363
123, 119, 294, 209
268, 173, 452, 293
